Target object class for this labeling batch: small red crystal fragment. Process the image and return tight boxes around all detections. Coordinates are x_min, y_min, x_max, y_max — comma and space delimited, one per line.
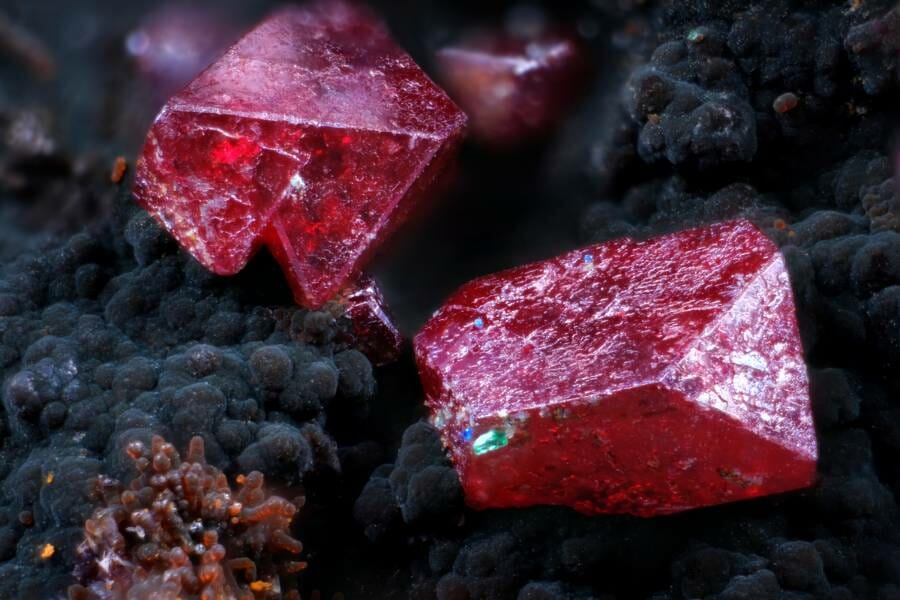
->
134, 2, 466, 308
334, 274, 404, 366
415, 220, 817, 517
437, 28, 586, 146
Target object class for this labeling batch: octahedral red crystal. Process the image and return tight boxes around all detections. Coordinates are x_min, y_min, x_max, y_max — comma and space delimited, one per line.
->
415, 220, 817, 517
134, 2, 466, 308
436, 28, 586, 146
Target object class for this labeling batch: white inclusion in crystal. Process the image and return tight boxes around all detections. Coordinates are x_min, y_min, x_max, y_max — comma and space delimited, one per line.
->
730, 351, 768, 371
289, 172, 306, 191
433, 407, 450, 428
776, 367, 793, 384
732, 372, 753, 395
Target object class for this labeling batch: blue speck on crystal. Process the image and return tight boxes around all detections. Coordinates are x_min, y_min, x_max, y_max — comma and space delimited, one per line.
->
462, 427, 473, 441
474, 317, 485, 329
584, 254, 594, 264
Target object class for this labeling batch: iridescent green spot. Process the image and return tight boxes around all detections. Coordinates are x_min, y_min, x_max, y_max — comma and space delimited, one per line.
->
687, 29, 705, 43
472, 429, 509, 455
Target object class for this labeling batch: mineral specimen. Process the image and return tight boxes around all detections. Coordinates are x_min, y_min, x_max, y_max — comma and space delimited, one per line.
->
332, 274, 404, 366
414, 220, 817, 517
436, 28, 585, 146
69, 436, 305, 599
133, 1, 467, 308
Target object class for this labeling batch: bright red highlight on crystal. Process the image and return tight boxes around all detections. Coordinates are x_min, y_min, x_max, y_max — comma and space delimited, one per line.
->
210, 137, 261, 165
415, 220, 817, 517
134, 2, 466, 308
437, 29, 586, 146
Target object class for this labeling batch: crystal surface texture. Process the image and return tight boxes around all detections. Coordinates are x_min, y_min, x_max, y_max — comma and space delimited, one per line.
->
134, 2, 467, 308
334, 274, 404, 366
414, 220, 817, 516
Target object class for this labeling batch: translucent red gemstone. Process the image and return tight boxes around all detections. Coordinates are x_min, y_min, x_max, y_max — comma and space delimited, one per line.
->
334, 274, 404, 367
436, 29, 586, 146
134, 2, 466, 308
415, 220, 817, 517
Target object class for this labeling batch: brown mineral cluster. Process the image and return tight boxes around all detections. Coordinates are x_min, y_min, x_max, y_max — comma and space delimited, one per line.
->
68, 436, 305, 600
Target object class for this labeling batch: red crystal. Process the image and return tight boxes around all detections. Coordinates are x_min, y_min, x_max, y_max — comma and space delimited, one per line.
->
134, 2, 467, 308
414, 220, 817, 517
334, 274, 404, 366
436, 29, 586, 146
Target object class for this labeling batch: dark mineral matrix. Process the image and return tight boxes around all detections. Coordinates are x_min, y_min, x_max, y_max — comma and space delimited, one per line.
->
0, 0, 898, 599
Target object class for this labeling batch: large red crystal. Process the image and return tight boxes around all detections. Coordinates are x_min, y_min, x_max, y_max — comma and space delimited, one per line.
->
134, 2, 466, 308
414, 220, 817, 517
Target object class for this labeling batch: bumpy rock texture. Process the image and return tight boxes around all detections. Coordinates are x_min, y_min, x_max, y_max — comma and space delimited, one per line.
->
0, 192, 378, 596
69, 435, 305, 600
133, 1, 466, 308
416, 220, 815, 516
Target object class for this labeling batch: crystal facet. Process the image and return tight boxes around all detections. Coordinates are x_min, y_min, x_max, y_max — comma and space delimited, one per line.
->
415, 220, 817, 517
333, 274, 404, 366
436, 29, 586, 146
134, 2, 467, 308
